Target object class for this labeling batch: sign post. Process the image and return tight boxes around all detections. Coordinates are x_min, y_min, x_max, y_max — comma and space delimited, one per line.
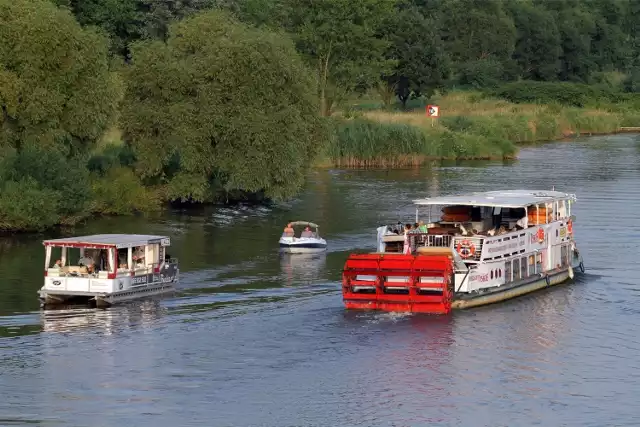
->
426, 104, 440, 127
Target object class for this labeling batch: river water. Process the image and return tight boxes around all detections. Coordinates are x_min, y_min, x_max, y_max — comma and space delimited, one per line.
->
1, 134, 639, 426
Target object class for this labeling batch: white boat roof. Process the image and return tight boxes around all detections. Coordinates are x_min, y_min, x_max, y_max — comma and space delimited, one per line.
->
43, 234, 170, 248
413, 190, 577, 208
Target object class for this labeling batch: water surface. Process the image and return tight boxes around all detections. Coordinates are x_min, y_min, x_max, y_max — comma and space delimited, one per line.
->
1, 134, 640, 426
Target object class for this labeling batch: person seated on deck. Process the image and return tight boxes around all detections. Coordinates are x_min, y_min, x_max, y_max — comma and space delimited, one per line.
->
515, 214, 529, 230
78, 255, 94, 272
418, 221, 428, 233
283, 223, 294, 237
301, 226, 314, 238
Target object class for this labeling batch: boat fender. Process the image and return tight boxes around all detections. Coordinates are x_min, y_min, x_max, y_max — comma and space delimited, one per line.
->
568, 266, 574, 280
579, 261, 585, 273
545, 275, 550, 286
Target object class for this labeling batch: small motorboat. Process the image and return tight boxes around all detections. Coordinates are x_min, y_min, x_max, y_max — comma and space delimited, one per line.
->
279, 221, 327, 253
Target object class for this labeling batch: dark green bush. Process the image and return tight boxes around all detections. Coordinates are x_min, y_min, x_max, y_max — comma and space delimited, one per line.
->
0, 146, 91, 230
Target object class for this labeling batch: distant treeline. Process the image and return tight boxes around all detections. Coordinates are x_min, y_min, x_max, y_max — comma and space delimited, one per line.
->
53, 0, 640, 108
1, 0, 639, 231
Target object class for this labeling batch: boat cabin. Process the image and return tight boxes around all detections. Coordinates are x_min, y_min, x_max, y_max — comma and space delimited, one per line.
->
380, 190, 576, 262
44, 234, 172, 279
41, 233, 179, 297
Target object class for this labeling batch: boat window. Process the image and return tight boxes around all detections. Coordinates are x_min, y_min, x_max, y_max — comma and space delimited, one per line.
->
471, 206, 482, 221
133, 246, 145, 268
147, 244, 160, 268
536, 253, 543, 273
118, 248, 128, 269
528, 255, 535, 276
521, 256, 528, 279
504, 260, 512, 283
560, 244, 569, 267
47, 246, 63, 268
513, 258, 520, 280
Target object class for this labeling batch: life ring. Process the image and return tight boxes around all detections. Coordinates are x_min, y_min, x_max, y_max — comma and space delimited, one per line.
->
455, 239, 476, 258
567, 219, 573, 234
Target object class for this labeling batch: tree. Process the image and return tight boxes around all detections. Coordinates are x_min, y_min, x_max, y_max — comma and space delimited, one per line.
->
53, 0, 219, 58
509, 2, 561, 80
121, 10, 327, 203
383, 2, 450, 107
282, 0, 396, 116
0, 0, 121, 156
440, 0, 516, 63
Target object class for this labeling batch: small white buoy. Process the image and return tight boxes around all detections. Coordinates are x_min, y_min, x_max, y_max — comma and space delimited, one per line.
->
568, 266, 575, 280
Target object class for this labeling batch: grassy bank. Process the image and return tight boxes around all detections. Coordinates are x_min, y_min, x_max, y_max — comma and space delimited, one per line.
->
318, 91, 640, 168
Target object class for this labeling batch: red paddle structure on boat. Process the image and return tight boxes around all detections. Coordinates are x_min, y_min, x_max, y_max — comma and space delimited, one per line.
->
342, 253, 454, 314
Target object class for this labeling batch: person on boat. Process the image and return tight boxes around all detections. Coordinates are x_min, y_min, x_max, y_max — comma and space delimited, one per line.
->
301, 226, 313, 238
283, 222, 294, 237
516, 214, 529, 230
403, 223, 413, 254
78, 254, 94, 271
418, 221, 428, 233
376, 225, 388, 252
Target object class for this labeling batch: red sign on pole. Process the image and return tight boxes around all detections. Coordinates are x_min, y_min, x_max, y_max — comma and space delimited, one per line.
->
426, 104, 440, 117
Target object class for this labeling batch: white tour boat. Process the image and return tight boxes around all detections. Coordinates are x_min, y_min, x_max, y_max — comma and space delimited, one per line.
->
39, 234, 179, 309
279, 221, 327, 253
342, 189, 585, 314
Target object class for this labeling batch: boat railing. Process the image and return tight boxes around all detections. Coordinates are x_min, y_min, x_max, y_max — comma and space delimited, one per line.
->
409, 233, 453, 249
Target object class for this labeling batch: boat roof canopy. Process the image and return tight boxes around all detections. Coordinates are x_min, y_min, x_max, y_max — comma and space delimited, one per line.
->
288, 221, 319, 228
413, 190, 577, 208
43, 234, 170, 249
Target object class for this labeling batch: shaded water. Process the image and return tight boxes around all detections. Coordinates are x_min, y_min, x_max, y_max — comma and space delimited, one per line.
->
1, 134, 640, 426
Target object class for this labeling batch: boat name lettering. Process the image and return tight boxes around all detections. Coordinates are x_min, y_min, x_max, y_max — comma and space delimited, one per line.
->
470, 273, 490, 283
52, 280, 61, 286
487, 238, 525, 254
132, 276, 148, 285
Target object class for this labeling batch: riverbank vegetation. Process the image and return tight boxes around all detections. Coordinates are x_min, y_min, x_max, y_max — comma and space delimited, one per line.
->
1, 0, 640, 231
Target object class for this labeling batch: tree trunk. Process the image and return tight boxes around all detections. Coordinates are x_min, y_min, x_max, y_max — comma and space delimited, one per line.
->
319, 43, 332, 117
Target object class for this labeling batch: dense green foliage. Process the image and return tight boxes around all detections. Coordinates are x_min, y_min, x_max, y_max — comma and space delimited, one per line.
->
0, 0, 121, 155
51, 0, 640, 111
2, 0, 640, 231
121, 10, 326, 203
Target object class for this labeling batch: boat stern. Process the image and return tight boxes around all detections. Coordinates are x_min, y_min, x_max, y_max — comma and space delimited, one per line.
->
341, 253, 454, 314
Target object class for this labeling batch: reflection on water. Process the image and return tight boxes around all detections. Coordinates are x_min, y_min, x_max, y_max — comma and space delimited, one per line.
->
40, 300, 169, 334
279, 252, 327, 287
1, 134, 640, 426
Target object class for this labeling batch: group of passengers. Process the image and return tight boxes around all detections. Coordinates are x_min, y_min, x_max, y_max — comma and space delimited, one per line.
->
384, 221, 428, 235
282, 222, 317, 238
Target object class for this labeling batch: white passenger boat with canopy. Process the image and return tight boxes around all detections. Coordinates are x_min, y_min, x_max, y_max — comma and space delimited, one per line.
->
39, 234, 179, 308
342, 189, 584, 314
279, 221, 327, 253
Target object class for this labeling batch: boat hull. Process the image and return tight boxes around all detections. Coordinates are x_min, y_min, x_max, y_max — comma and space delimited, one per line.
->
279, 237, 327, 254
39, 281, 177, 309
451, 257, 583, 310
342, 253, 584, 314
